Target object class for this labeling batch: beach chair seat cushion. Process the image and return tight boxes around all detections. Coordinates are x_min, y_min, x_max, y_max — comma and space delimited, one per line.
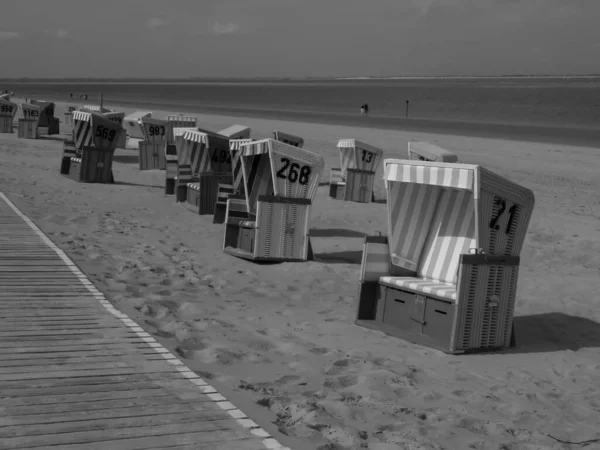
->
187, 182, 200, 191
71, 157, 82, 163
379, 276, 458, 302
239, 220, 256, 228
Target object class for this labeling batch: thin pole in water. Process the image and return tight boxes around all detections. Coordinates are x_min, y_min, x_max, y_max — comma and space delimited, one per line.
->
405, 100, 409, 119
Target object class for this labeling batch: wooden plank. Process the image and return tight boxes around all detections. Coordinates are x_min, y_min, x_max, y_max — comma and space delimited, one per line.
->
0, 365, 181, 381
0, 420, 251, 449
0, 402, 228, 428
0, 348, 159, 360
0, 353, 165, 367
0, 341, 149, 352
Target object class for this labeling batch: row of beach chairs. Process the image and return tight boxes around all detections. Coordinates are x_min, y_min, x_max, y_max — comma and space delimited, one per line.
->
2, 100, 536, 355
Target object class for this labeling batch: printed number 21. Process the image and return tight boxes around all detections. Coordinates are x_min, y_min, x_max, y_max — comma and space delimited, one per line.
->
361, 150, 373, 163
489, 197, 517, 234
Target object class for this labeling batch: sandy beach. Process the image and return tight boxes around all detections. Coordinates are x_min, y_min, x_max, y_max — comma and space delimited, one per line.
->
1, 98, 599, 450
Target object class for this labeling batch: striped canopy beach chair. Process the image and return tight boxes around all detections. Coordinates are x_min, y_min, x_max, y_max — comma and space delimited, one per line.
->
64, 113, 124, 184
356, 159, 535, 353
273, 130, 304, 148
213, 138, 253, 224
175, 129, 232, 215
409, 141, 459, 162
329, 139, 383, 203
165, 126, 198, 195
17, 103, 42, 139
223, 138, 325, 262
0, 97, 17, 133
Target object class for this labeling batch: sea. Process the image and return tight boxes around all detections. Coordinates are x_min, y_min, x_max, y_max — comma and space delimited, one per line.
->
3, 77, 600, 145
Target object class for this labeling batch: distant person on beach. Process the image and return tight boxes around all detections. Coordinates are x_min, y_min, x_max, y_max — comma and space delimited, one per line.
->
85, 94, 88, 100
360, 103, 369, 115
364, 103, 369, 115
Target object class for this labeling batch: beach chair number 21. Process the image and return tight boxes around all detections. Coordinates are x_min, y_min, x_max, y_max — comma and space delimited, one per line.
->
361, 150, 373, 163
95, 125, 116, 142
489, 196, 517, 234
276, 158, 311, 185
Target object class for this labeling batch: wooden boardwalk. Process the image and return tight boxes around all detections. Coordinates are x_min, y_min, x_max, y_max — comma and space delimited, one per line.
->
0, 193, 288, 450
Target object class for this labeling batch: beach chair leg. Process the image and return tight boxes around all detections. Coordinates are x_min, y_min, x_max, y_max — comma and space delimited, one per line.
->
306, 237, 314, 261
372, 191, 376, 202
109, 171, 115, 184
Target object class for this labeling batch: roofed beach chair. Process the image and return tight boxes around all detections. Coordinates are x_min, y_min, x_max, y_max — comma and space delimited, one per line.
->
29, 100, 60, 135
330, 139, 383, 203
0, 97, 17, 134
409, 141, 459, 162
355, 159, 535, 353
17, 103, 42, 139
273, 130, 304, 148
218, 124, 251, 139
66, 113, 125, 184
223, 138, 325, 262
138, 117, 173, 170
176, 129, 232, 215
165, 126, 197, 195
123, 111, 152, 142
213, 138, 254, 224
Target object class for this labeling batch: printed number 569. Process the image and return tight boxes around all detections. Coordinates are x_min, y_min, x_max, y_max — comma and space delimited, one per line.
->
95, 126, 116, 142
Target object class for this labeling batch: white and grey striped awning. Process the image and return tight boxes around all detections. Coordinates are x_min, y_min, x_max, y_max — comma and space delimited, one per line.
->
384, 160, 474, 191
173, 127, 196, 138
182, 129, 208, 144
230, 138, 253, 151
337, 139, 382, 156
239, 138, 270, 156
73, 111, 92, 122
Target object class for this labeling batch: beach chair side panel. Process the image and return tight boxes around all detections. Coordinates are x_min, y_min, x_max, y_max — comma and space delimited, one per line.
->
452, 254, 521, 352
0, 116, 12, 133
197, 172, 234, 215
254, 197, 312, 261
344, 169, 376, 203
139, 141, 167, 170
18, 119, 38, 139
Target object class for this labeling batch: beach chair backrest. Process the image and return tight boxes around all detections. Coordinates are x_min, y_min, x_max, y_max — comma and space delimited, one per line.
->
273, 131, 304, 148
269, 139, 324, 200
90, 113, 125, 152
21, 103, 42, 123
103, 111, 125, 126
205, 133, 232, 174
0, 98, 17, 119
409, 141, 458, 163
239, 139, 325, 214
141, 117, 172, 144
167, 114, 197, 129
337, 139, 383, 175
218, 124, 251, 139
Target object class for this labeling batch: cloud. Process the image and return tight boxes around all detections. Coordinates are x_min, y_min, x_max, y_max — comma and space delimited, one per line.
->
146, 17, 168, 29
56, 29, 69, 39
0, 31, 22, 41
212, 22, 240, 35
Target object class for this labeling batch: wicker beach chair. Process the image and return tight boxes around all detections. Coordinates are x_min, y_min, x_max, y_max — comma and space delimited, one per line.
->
65, 113, 124, 184
409, 141, 459, 162
165, 127, 197, 195
0, 97, 17, 134
273, 131, 304, 148
355, 159, 535, 353
223, 138, 325, 262
138, 117, 173, 170
175, 129, 233, 215
213, 138, 253, 224
329, 139, 383, 203
17, 103, 42, 139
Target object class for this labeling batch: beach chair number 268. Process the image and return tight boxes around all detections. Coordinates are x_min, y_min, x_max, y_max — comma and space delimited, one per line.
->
95, 126, 116, 142
276, 158, 311, 185
489, 196, 517, 234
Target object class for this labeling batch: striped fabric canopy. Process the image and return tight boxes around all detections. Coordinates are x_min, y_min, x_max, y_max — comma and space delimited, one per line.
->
73, 111, 92, 122
337, 139, 382, 155
182, 129, 207, 144
173, 127, 196, 138
229, 139, 253, 193
239, 139, 270, 156
384, 160, 474, 191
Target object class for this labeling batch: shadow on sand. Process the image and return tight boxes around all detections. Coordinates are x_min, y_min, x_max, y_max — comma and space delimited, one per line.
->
309, 228, 368, 239
113, 154, 139, 165
113, 181, 164, 189
313, 250, 363, 265
508, 312, 600, 353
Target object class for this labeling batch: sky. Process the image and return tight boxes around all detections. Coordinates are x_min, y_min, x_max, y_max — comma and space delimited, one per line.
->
0, 0, 599, 78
